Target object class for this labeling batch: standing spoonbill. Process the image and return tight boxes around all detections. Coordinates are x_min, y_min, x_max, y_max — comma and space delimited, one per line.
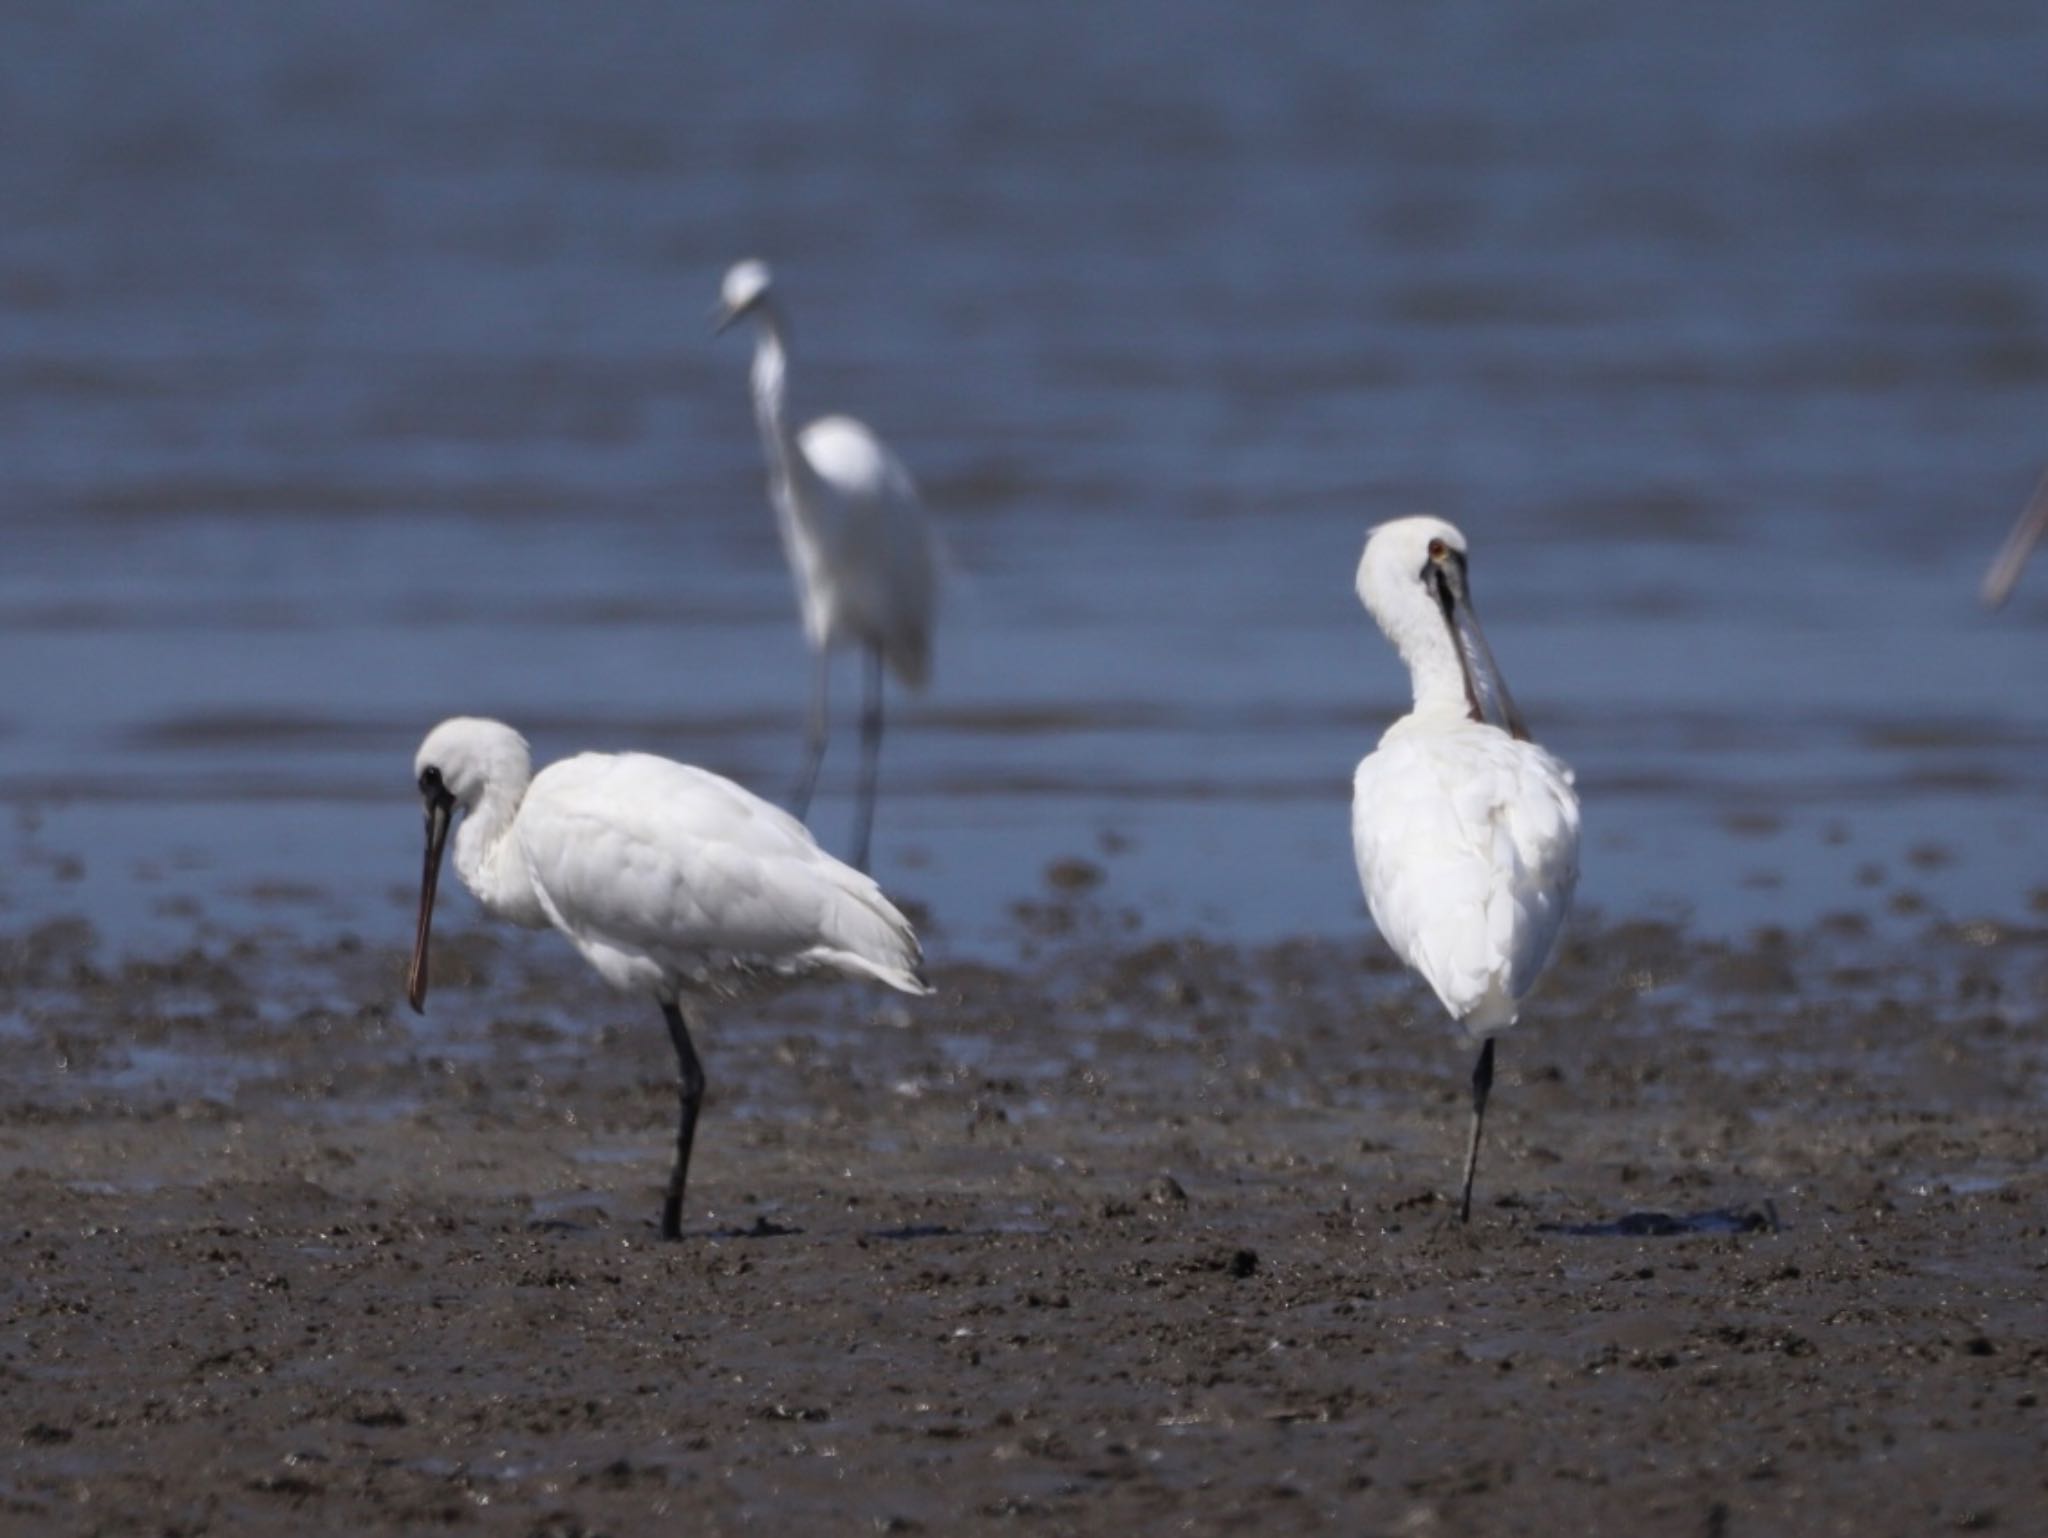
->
715, 258, 939, 873
405, 716, 930, 1239
1350, 518, 1580, 1222
1983, 469, 2048, 609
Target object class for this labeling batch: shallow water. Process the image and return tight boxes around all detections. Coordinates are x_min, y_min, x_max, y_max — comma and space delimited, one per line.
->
2, 1, 2046, 960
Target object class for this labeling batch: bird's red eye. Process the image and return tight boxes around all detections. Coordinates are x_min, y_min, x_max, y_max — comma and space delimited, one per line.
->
1427, 538, 1447, 560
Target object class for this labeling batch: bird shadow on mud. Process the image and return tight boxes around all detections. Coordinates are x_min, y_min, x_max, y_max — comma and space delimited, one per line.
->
703, 1215, 805, 1240
531, 1215, 1041, 1244
1536, 1200, 1781, 1239
527, 1213, 806, 1241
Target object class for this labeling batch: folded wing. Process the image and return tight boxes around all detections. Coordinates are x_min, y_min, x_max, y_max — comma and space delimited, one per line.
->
517, 752, 928, 997
1353, 725, 1579, 1031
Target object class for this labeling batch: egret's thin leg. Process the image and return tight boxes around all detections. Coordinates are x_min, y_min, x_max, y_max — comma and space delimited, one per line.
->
851, 644, 884, 873
790, 649, 831, 821
659, 1001, 707, 1241
1458, 1036, 1496, 1224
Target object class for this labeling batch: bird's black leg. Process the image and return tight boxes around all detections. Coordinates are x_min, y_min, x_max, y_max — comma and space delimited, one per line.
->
1459, 1036, 1496, 1224
851, 643, 885, 873
790, 648, 830, 821
659, 1001, 707, 1241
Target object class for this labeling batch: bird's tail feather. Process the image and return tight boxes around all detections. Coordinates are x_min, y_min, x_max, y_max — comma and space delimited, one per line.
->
810, 945, 931, 997
814, 873, 929, 996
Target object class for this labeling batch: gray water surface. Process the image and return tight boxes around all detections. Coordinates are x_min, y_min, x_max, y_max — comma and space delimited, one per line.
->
3, 2, 2045, 958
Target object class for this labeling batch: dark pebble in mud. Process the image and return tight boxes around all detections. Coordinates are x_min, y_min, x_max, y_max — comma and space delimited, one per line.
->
1143, 1173, 1190, 1206
1045, 857, 1106, 893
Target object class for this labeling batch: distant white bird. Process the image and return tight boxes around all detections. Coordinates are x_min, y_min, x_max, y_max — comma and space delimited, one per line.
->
405, 716, 930, 1239
1350, 518, 1580, 1222
715, 259, 939, 873
1983, 469, 2048, 609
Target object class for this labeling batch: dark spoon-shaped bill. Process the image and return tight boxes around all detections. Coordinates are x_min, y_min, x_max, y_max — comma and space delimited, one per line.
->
407, 784, 454, 1013
1428, 548, 1531, 742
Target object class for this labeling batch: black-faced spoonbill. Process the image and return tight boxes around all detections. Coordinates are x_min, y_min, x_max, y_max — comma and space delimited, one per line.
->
1350, 518, 1581, 1222
715, 258, 939, 873
405, 717, 930, 1239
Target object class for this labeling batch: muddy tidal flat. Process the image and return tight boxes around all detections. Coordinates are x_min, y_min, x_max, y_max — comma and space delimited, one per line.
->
1, 903, 2044, 1537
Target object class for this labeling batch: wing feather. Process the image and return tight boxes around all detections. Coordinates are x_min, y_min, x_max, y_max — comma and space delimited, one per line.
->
797, 415, 938, 687
517, 753, 927, 997
1352, 723, 1579, 1032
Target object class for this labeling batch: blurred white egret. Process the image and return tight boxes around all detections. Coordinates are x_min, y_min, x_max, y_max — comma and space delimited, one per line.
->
1983, 469, 2048, 609
716, 259, 938, 872
1350, 518, 1581, 1222
405, 716, 929, 1239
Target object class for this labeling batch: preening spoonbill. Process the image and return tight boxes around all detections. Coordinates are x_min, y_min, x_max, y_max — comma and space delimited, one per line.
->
715, 258, 939, 873
1983, 469, 2048, 609
405, 716, 930, 1239
1350, 518, 1580, 1222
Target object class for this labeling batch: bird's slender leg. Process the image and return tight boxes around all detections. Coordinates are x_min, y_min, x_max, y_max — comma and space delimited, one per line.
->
659, 1001, 707, 1241
851, 643, 885, 873
790, 648, 831, 821
1459, 1036, 1497, 1223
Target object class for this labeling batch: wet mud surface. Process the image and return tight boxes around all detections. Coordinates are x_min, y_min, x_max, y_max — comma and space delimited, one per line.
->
2, 903, 2046, 1535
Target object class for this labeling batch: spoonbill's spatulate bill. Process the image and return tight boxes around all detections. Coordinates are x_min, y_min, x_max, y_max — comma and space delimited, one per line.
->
1983, 468, 2048, 609
1349, 518, 1581, 1222
715, 259, 939, 873
405, 717, 930, 1239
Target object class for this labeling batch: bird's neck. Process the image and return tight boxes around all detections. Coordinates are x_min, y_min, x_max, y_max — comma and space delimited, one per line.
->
747, 308, 838, 560
748, 309, 799, 478
452, 776, 545, 926
1385, 599, 1474, 720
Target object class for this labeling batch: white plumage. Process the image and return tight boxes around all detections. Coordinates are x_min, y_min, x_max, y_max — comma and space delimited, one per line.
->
404, 716, 929, 1239
1351, 516, 1580, 1221
716, 259, 939, 871
516, 752, 924, 997
1353, 725, 1577, 1033
786, 414, 934, 687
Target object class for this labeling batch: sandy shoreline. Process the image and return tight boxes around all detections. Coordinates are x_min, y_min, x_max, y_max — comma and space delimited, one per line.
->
2, 905, 2044, 1534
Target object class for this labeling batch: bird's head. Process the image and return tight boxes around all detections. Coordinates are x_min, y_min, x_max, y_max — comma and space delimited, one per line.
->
406, 717, 530, 1015
412, 716, 528, 813
1357, 516, 1469, 624
714, 259, 775, 334
1357, 516, 1528, 740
